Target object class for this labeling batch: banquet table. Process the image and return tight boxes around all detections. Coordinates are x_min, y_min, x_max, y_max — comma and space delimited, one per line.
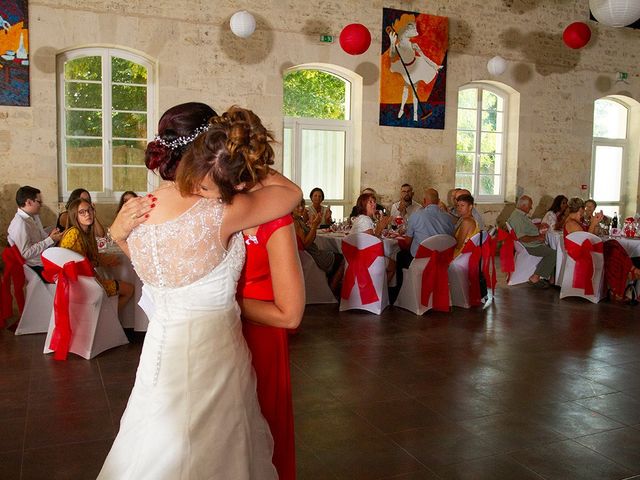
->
548, 230, 640, 258
315, 231, 402, 259
99, 244, 149, 331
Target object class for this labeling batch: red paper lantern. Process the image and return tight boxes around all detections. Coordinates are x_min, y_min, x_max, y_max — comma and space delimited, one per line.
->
339, 23, 371, 55
563, 22, 592, 49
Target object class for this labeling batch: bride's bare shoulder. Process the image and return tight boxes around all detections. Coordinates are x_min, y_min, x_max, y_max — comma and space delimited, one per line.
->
144, 185, 202, 224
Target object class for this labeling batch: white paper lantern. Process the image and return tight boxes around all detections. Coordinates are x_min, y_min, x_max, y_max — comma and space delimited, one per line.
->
590, 0, 640, 27
487, 55, 507, 76
230, 10, 256, 38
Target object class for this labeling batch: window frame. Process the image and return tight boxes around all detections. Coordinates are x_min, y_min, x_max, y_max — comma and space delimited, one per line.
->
455, 84, 508, 203
57, 47, 157, 203
283, 67, 354, 218
590, 97, 629, 215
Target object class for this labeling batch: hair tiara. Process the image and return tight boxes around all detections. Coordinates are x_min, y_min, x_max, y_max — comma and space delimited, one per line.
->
154, 123, 210, 150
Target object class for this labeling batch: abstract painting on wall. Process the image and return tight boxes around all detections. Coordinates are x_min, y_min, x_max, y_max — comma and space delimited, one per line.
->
379, 7, 448, 129
0, 0, 29, 106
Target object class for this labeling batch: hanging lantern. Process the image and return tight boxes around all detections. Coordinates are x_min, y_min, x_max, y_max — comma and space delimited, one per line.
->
487, 56, 507, 75
562, 22, 592, 49
339, 23, 371, 55
589, 0, 640, 27
230, 10, 256, 38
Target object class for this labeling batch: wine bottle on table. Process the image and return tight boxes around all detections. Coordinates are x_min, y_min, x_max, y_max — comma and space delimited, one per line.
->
611, 212, 618, 229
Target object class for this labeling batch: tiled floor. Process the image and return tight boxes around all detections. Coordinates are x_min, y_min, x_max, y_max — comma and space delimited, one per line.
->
2, 284, 640, 479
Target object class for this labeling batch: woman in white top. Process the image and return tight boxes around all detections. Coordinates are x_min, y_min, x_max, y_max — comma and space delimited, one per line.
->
307, 187, 332, 227
350, 192, 395, 280
541, 194, 568, 231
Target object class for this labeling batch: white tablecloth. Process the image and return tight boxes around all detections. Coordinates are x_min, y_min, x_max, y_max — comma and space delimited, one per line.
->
100, 245, 149, 331
315, 232, 401, 259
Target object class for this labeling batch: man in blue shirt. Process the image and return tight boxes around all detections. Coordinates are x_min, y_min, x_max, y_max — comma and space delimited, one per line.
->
390, 188, 454, 303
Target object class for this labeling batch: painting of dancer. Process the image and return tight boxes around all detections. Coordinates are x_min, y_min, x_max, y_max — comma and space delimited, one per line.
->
0, 0, 29, 106
380, 7, 448, 129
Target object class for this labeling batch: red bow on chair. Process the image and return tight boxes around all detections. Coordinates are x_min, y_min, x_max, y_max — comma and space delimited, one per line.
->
497, 229, 517, 279
460, 241, 483, 307
42, 256, 95, 360
564, 237, 603, 295
1, 245, 26, 327
341, 241, 384, 304
481, 236, 498, 291
415, 244, 455, 312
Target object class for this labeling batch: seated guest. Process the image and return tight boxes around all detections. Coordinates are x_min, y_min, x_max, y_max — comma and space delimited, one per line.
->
57, 188, 106, 237
391, 188, 455, 302
507, 195, 556, 288
349, 187, 386, 218
7, 186, 63, 280
307, 187, 333, 227
351, 193, 394, 280
443, 188, 460, 214
563, 197, 639, 301
292, 199, 344, 292
541, 195, 568, 231
581, 198, 605, 231
60, 198, 134, 312
563, 197, 602, 235
389, 183, 422, 222
454, 194, 481, 257
117, 191, 139, 213
452, 189, 484, 229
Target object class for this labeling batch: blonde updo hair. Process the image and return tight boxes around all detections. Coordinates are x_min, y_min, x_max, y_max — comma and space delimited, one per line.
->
566, 197, 585, 214
176, 106, 274, 203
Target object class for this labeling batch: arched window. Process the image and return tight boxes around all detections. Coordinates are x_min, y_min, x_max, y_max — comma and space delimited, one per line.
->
57, 47, 156, 202
283, 65, 361, 219
455, 85, 509, 203
591, 97, 630, 218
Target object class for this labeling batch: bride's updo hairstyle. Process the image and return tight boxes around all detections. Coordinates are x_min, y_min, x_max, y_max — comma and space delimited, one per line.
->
176, 106, 275, 203
145, 102, 217, 181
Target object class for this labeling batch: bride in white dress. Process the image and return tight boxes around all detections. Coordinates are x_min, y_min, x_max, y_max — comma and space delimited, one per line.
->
99, 104, 302, 479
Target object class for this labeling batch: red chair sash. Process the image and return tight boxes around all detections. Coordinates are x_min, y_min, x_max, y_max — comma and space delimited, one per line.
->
564, 237, 603, 295
1, 245, 26, 326
498, 229, 517, 277
460, 240, 483, 307
341, 241, 384, 305
481, 236, 498, 291
415, 244, 455, 312
42, 256, 95, 360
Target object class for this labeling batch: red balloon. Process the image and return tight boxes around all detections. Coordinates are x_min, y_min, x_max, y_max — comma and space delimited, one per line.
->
563, 22, 591, 49
339, 23, 371, 55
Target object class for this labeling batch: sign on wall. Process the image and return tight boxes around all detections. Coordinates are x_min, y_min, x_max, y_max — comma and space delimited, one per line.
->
0, 0, 29, 106
379, 7, 448, 129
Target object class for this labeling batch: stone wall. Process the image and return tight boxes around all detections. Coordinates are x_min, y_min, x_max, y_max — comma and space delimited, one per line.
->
1, 0, 640, 243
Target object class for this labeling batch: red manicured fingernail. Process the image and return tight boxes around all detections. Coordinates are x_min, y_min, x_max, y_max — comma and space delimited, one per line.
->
145, 214, 150, 218
151, 204, 156, 208
147, 193, 153, 197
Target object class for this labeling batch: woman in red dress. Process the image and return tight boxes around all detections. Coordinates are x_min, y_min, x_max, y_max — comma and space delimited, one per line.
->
237, 210, 305, 480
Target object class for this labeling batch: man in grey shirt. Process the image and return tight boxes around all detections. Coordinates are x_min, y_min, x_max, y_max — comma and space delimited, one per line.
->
507, 195, 556, 288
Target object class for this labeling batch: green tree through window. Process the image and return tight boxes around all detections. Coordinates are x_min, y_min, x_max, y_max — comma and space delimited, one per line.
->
283, 70, 346, 120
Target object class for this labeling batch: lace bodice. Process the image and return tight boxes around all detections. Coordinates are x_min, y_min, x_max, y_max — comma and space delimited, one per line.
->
127, 198, 242, 288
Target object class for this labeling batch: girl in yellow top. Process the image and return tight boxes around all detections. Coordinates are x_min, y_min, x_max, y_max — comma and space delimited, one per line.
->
454, 193, 480, 257
59, 198, 134, 311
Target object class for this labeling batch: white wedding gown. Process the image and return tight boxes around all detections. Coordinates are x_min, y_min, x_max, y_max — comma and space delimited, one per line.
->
98, 198, 277, 480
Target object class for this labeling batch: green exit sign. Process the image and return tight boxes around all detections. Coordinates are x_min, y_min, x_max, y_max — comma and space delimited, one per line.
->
320, 35, 334, 43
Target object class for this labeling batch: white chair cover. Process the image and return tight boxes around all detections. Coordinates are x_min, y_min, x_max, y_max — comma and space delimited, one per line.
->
505, 222, 543, 286
14, 265, 56, 335
299, 250, 337, 305
449, 232, 483, 308
395, 234, 456, 315
41, 247, 128, 359
339, 233, 388, 314
559, 231, 605, 303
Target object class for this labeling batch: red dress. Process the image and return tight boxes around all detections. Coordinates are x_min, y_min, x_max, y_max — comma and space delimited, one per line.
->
238, 215, 295, 480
